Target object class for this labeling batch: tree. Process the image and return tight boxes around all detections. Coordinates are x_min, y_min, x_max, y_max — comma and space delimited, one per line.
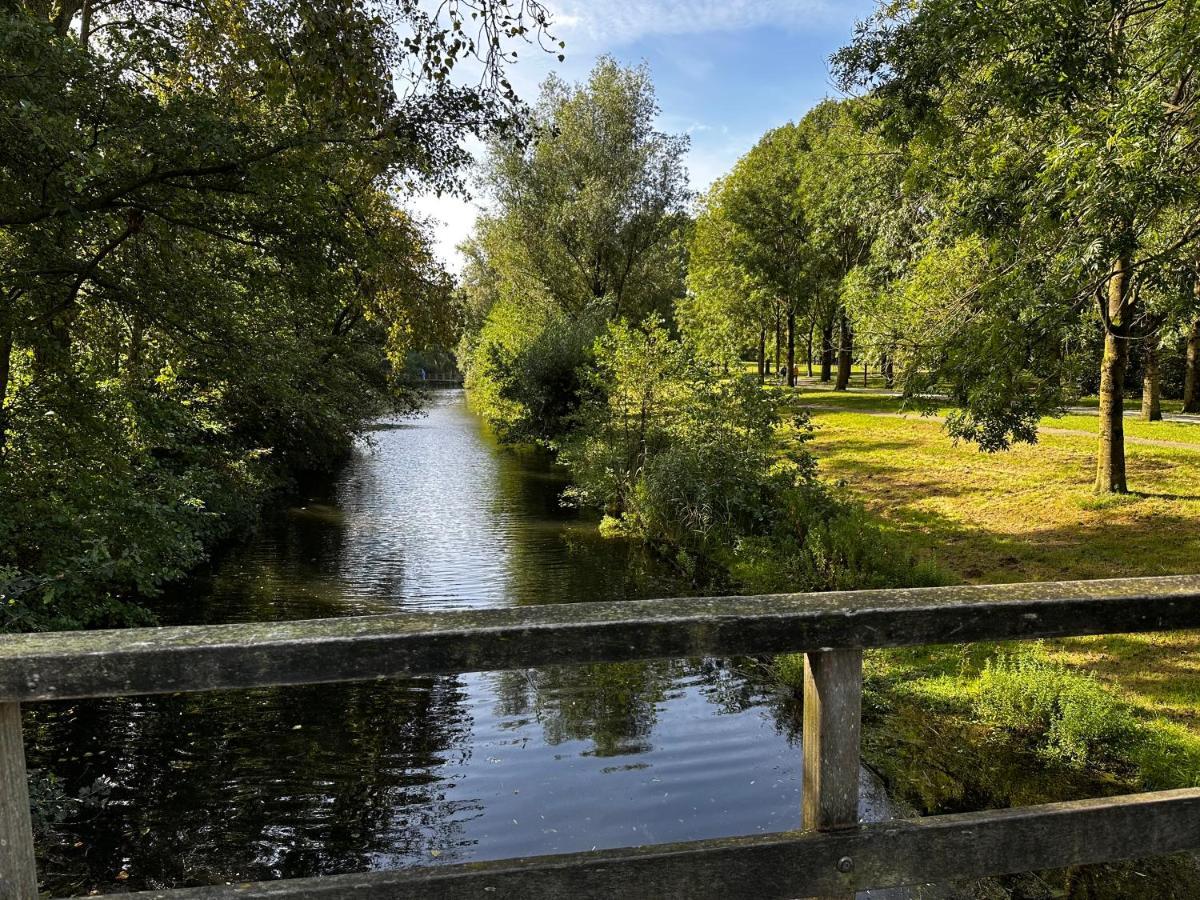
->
715, 125, 814, 388
482, 57, 691, 321
1, 0, 557, 628
792, 100, 907, 391
462, 57, 691, 442
835, 0, 1200, 492
682, 179, 775, 379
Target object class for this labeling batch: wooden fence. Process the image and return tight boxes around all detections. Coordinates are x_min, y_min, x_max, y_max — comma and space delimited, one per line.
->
4, 575, 1200, 898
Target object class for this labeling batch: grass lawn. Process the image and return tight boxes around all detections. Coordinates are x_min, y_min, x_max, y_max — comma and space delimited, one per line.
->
775, 388, 1200, 789
782, 383, 1200, 445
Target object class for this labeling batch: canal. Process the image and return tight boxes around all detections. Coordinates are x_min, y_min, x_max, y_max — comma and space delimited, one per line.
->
27, 391, 896, 894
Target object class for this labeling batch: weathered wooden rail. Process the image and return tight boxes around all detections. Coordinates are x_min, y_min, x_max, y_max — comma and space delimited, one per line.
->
4, 575, 1200, 898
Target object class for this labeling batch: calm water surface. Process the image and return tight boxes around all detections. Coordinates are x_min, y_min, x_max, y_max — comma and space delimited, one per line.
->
29, 392, 895, 894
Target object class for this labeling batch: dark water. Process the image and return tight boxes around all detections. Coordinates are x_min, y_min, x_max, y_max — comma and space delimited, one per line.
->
28, 392, 896, 895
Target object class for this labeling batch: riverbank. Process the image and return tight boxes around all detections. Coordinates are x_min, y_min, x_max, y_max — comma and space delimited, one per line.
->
32, 392, 894, 896
779, 383, 1200, 896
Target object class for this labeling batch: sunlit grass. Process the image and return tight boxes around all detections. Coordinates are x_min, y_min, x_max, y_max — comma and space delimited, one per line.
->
781, 382, 1200, 444
781, 396, 1200, 791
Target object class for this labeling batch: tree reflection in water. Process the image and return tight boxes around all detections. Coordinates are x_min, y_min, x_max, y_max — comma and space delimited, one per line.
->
24, 394, 861, 895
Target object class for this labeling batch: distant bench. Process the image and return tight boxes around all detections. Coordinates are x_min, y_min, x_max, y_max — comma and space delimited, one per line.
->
3, 575, 1200, 898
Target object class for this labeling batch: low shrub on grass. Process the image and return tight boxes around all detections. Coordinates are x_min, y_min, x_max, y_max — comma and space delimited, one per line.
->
1130, 719, 1200, 789
974, 651, 1140, 769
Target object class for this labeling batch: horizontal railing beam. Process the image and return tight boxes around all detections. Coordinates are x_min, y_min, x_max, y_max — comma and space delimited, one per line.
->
113, 789, 1200, 899
4, 575, 1200, 702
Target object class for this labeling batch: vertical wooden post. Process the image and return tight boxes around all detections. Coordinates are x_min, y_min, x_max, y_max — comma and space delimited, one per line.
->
803, 649, 863, 899
0, 703, 37, 900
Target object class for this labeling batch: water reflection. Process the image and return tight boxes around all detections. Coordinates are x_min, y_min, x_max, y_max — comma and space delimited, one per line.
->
27, 392, 892, 895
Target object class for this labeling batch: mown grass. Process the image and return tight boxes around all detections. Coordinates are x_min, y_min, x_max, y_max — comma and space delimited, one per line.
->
773, 389, 1200, 797
781, 382, 1200, 445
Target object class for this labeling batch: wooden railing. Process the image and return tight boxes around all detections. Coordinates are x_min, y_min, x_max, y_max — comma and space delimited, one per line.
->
4, 575, 1200, 898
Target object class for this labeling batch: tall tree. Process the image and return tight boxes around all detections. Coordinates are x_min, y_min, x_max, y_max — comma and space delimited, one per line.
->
461, 58, 691, 443
683, 179, 776, 378
482, 57, 691, 320
0, 0, 556, 628
718, 125, 814, 388
835, 0, 1200, 492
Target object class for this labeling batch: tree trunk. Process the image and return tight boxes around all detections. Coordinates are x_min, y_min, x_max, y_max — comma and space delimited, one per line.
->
757, 328, 766, 385
883, 352, 895, 390
834, 311, 852, 391
863, 358, 868, 387
1141, 340, 1161, 422
1096, 254, 1134, 493
819, 322, 833, 382
774, 310, 781, 381
81, 0, 93, 48
806, 322, 815, 378
1184, 318, 1200, 414
0, 320, 11, 454
786, 309, 796, 388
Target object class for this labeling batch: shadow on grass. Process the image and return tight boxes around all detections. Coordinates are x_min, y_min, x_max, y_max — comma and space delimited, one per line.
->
1130, 490, 1200, 503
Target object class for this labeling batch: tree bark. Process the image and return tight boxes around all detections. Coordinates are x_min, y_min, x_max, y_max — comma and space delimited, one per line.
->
0, 320, 11, 454
774, 309, 781, 381
757, 328, 766, 385
834, 310, 852, 391
819, 322, 833, 382
1096, 254, 1134, 493
882, 352, 895, 390
1184, 319, 1200, 414
787, 309, 796, 389
80, 0, 93, 48
806, 321, 815, 378
1141, 340, 1161, 422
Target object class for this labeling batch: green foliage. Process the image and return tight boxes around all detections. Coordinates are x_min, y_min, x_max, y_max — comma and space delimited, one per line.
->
680, 183, 771, 368
1, 0, 555, 629
560, 318, 939, 593
1131, 719, 1200, 790
974, 651, 1140, 769
481, 57, 691, 321
465, 297, 605, 443
830, 0, 1200, 480
732, 499, 945, 595
461, 58, 690, 444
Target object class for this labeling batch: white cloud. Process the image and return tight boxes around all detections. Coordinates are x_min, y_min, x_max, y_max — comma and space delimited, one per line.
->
546, 0, 841, 48
407, 1, 859, 273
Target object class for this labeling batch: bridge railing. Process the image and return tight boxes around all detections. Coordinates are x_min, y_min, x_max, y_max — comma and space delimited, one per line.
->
3, 575, 1200, 898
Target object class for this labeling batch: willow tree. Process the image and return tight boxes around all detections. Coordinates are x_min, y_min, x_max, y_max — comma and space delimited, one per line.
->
461, 58, 691, 442
836, 0, 1200, 492
481, 57, 691, 321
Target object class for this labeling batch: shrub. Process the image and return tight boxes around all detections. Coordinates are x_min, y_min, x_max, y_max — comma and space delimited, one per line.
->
560, 318, 941, 596
974, 651, 1140, 768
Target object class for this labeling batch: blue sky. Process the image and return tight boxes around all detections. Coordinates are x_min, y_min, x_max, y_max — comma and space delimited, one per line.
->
411, 0, 877, 269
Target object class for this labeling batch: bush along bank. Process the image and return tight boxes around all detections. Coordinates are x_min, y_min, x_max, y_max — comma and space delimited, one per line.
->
466, 314, 943, 598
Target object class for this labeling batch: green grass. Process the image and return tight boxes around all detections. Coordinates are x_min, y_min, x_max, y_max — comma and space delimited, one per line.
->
765, 380, 1200, 893
782, 383, 1200, 445
772, 392, 1200, 800
1052, 413, 1200, 444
